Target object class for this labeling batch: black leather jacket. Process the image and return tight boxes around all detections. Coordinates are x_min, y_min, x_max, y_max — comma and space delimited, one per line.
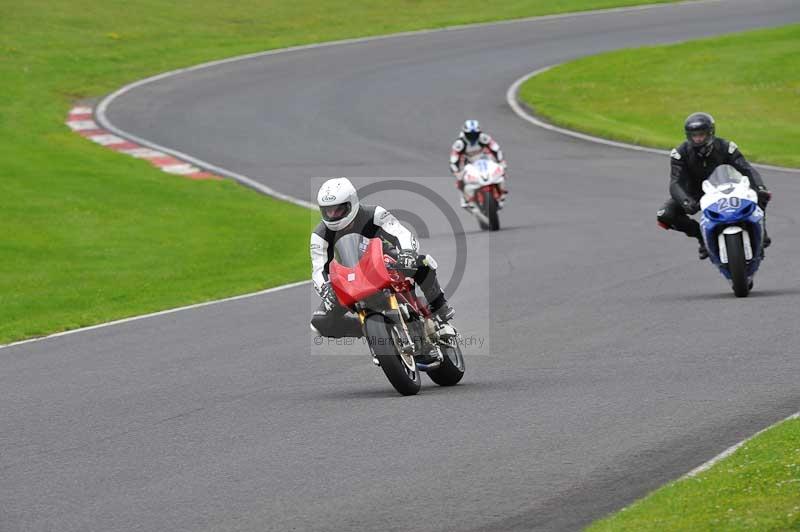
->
669, 137, 765, 204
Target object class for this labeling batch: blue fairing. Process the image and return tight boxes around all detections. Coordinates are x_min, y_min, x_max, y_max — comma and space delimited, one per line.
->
700, 198, 764, 280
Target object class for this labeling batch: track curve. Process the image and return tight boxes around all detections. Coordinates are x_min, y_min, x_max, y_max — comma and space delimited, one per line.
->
4, 1, 800, 531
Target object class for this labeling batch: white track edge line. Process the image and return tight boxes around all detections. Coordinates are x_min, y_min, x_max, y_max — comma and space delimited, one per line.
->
684, 411, 800, 477
9, 0, 723, 350
507, 65, 800, 174
0, 280, 311, 351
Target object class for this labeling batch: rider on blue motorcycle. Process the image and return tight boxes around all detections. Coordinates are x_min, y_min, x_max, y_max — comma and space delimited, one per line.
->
657, 112, 772, 259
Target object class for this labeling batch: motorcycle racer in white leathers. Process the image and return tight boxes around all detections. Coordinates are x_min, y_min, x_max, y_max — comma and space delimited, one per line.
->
449, 119, 508, 207
310, 177, 455, 338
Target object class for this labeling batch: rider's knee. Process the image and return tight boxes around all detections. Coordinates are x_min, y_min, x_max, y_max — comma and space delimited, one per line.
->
310, 312, 333, 337
311, 310, 362, 338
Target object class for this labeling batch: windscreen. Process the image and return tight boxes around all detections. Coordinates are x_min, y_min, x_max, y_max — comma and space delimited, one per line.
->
706, 164, 745, 189
333, 233, 370, 268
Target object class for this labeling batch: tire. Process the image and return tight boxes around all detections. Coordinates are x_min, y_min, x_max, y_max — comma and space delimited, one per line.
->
427, 340, 465, 386
482, 190, 500, 231
364, 314, 421, 396
725, 232, 750, 298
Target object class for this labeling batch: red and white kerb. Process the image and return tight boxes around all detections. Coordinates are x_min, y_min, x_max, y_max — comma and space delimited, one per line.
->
65, 106, 222, 181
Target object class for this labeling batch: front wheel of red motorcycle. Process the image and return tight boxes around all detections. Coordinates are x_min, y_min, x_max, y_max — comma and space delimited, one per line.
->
364, 314, 421, 396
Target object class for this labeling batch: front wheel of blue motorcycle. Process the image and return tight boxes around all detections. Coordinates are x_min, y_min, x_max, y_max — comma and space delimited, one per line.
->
726, 232, 751, 298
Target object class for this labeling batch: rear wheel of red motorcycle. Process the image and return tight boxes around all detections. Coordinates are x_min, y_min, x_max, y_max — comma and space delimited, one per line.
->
364, 314, 421, 396
427, 341, 465, 386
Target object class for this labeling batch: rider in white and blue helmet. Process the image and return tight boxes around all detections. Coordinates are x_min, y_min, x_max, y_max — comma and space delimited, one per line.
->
449, 120, 507, 207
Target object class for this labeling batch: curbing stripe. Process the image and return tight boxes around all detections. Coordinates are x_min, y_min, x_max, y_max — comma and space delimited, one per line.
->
65, 108, 223, 181
67, 120, 100, 131
507, 65, 800, 174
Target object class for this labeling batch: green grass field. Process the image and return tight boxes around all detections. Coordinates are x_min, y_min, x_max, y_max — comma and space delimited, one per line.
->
518, 24, 800, 167
0, 0, 683, 343
589, 416, 800, 531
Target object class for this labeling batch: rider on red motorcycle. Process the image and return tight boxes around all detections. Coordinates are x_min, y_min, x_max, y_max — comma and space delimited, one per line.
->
310, 178, 455, 338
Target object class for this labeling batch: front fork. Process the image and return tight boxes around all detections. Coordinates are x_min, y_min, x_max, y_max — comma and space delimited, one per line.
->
359, 294, 446, 369
386, 294, 415, 355
358, 294, 415, 366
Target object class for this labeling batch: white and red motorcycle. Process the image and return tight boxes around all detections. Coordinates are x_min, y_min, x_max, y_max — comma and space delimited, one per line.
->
461, 155, 507, 231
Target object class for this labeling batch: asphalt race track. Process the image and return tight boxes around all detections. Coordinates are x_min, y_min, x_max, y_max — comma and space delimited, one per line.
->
5, 1, 800, 530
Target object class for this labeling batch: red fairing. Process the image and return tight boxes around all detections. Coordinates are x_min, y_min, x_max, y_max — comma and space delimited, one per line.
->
474, 184, 503, 205
329, 238, 394, 307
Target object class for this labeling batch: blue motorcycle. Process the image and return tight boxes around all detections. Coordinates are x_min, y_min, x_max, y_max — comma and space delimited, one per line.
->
699, 165, 765, 297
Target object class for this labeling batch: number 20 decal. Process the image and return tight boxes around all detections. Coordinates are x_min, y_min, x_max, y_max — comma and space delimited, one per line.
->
717, 197, 741, 210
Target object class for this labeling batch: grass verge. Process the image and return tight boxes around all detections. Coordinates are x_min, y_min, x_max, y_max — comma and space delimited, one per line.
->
588, 416, 800, 531
518, 24, 800, 167
0, 0, 682, 343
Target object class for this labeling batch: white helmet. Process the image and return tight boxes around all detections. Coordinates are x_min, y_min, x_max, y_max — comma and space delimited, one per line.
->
317, 177, 359, 231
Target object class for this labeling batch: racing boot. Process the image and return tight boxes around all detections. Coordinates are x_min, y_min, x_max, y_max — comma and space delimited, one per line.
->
432, 302, 455, 323
687, 220, 708, 260
763, 230, 772, 249
697, 237, 709, 260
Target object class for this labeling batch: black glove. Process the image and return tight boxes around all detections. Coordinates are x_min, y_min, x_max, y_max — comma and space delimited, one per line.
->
682, 198, 700, 215
396, 250, 418, 274
319, 282, 337, 311
756, 186, 772, 208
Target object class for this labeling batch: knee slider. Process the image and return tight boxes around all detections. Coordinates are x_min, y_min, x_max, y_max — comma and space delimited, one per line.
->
656, 207, 673, 229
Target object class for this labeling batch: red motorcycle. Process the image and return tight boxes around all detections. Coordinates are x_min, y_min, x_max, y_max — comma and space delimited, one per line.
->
462, 156, 506, 231
328, 234, 465, 396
